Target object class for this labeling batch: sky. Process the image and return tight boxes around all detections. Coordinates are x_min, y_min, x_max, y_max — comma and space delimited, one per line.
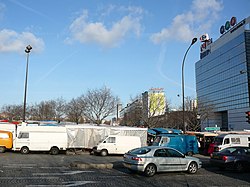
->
0, 0, 249, 109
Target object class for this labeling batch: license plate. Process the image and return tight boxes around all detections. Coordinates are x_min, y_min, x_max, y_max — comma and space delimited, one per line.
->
124, 163, 131, 168
213, 155, 219, 159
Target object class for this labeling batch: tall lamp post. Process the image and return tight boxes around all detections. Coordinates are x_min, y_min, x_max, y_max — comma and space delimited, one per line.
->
182, 38, 197, 133
22, 45, 32, 122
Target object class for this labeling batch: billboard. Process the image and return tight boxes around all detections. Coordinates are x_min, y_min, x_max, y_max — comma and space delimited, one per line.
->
148, 92, 166, 116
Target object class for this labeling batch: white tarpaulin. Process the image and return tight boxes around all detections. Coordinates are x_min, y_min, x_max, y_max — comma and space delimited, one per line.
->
65, 124, 148, 149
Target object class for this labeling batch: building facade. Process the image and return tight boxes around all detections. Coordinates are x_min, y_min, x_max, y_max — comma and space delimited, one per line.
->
142, 88, 166, 119
195, 16, 250, 131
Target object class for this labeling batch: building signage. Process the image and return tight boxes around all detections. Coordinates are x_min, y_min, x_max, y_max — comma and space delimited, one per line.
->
199, 33, 212, 59
205, 126, 220, 131
230, 19, 246, 33
220, 17, 237, 34
149, 88, 164, 92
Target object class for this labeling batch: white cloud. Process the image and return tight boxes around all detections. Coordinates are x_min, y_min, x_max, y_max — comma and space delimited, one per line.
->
0, 29, 45, 53
67, 7, 143, 48
150, 0, 223, 44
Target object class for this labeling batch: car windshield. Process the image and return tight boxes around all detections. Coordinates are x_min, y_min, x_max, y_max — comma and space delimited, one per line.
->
214, 137, 223, 145
128, 147, 151, 155
151, 136, 162, 146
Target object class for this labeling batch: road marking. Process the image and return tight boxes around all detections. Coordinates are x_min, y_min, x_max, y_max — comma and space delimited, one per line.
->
33, 170, 93, 176
0, 177, 59, 180
4, 164, 37, 166
40, 166, 68, 169
63, 181, 99, 186
3, 165, 67, 169
3, 164, 37, 168
26, 181, 98, 187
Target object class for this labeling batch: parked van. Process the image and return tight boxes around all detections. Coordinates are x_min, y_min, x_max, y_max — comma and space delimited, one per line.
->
213, 134, 250, 152
0, 130, 13, 153
93, 135, 142, 156
152, 134, 199, 156
186, 131, 218, 155
13, 126, 68, 155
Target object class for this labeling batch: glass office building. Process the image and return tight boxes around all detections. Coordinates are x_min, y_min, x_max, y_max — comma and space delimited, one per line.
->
195, 16, 250, 131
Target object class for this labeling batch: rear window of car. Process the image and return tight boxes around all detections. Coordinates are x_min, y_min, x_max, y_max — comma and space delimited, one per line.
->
220, 147, 237, 154
220, 147, 247, 155
128, 147, 151, 155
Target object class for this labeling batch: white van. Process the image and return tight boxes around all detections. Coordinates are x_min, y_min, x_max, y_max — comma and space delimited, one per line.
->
93, 135, 141, 156
13, 126, 68, 155
213, 134, 250, 152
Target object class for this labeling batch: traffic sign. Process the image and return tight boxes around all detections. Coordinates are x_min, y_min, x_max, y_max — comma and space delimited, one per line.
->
205, 127, 220, 131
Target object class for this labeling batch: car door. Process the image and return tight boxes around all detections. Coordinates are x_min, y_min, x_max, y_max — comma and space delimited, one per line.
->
14, 132, 30, 150
166, 148, 187, 171
104, 136, 116, 154
153, 148, 181, 172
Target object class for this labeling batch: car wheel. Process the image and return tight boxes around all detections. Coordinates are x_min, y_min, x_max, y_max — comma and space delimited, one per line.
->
235, 162, 244, 172
0, 146, 6, 153
20, 147, 29, 154
100, 149, 108, 156
187, 162, 198, 174
144, 164, 157, 177
50, 147, 59, 155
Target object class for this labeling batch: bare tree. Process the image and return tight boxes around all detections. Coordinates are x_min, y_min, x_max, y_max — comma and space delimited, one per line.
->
29, 101, 56, 121
120, 97, 143, 126
65, 97, 85, 124
53, 97, 66, 122
183, 97, 200, 131
82, 87, 119, 125
197, 99, 216, 129
121, 93, 170, 128
0, 104, 23, 121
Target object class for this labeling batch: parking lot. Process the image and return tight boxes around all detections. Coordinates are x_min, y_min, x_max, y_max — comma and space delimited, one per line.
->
0, 151, 250, 186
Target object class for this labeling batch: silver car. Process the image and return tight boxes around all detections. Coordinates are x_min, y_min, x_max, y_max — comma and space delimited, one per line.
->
123, 146, 202, 177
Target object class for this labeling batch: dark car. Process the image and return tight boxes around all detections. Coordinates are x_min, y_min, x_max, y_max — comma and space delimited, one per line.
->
210, 146, 250, 172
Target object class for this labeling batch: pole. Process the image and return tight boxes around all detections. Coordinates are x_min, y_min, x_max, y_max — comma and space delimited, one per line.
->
181, 38, 197, 133
23, 52, 29, 122
22, 45, 32, 122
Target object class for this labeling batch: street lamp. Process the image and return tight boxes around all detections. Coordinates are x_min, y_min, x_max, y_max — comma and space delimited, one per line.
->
22, 45, 32, 122
182, 38, 197, 133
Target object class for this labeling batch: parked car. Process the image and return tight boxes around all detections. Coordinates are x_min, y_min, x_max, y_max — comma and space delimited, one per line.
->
210, 146, 250, 172
123, 146, 202, 177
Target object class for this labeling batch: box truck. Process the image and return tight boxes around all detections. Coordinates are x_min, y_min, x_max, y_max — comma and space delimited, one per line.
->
13, 126, 68, 155
93, 135, 142, 156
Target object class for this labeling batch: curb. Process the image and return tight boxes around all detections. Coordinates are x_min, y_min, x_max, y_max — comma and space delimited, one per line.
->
70, 161, 123, 169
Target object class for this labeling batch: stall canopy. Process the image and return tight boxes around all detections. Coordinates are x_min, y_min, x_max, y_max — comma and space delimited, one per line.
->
151, 128, 182, 135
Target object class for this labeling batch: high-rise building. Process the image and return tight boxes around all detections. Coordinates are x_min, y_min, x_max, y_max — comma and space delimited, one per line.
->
195, 16, 250, 131
142, 88, 166, 119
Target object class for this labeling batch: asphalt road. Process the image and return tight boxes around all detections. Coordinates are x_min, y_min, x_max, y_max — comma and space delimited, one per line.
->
0, 151, 250, 187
